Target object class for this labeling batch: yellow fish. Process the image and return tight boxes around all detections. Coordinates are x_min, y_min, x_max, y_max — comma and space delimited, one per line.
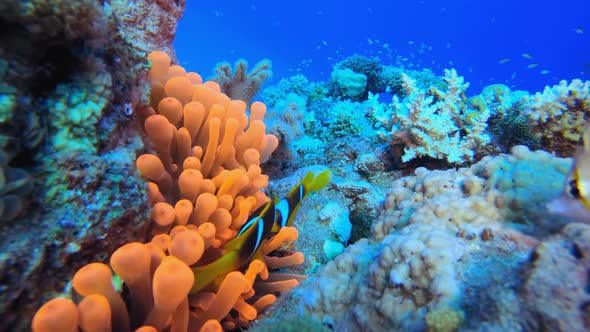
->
190, 169, 332, 293
547, 125, 590, 222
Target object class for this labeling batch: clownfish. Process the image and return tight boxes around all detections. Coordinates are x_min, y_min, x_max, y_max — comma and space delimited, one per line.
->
547, 125, 590, 223
190, 169, 332, 293
274, 170, 332, 229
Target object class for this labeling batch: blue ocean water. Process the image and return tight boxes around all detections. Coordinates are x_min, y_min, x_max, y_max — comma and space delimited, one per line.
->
175, 0, 589, 94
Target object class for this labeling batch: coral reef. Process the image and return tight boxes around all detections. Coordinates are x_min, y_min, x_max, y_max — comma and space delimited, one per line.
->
265, 92, 309, 145
334, 54, 386, 99
373, 145, 569, 239
466, 84, 538, 152
523, 79, 590, 156
381, 66, 447, 98
47, 71, 113, 153
330, 55, 447, 102
107, 0, 186, 60
260, 74, 316, 108
319, 99, 375, 140
2, 144, 149, 331
524, 222, 590, 331
376, 69, 490, 164
250, 315, 331, 332
0, 151, 33, 222
487, 102, 540, 152
2, 1, 588, 330
0, 0, 183, 328
259, 75, 386, 176
331, 68, 368, 100
242, 58, 590, 332
259, 146, 586, 331
211, 59, 273, 104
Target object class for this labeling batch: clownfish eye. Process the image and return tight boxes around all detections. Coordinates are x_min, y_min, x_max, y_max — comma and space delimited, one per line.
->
568, 179, 582, 199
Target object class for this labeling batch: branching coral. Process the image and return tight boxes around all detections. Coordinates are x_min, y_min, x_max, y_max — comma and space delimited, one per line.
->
211, 58, 273, 105
523, 79, 590, 156
377, 69, 490, 164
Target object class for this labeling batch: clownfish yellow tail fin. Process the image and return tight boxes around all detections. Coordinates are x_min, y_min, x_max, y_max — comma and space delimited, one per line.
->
304, 169, 332, 193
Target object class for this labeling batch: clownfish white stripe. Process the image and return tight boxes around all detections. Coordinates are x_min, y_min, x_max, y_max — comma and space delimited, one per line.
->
276, 199, 289, 228
238, 216, 258, 237
254, 218, 264, 256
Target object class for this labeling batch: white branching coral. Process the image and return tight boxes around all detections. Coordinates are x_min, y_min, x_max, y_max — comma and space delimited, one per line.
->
384, 69, 490, 164
523, 79, 590, 144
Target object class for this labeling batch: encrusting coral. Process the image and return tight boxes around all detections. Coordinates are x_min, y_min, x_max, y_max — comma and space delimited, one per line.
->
331, 68, 368, 100
31, 51, 307, 332
333, 54, 386, 98
107, 0, 186, 60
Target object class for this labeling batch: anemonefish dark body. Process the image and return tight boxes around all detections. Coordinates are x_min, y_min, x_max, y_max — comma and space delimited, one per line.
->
190, 169, 332, 293
190, 200, 276, 293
